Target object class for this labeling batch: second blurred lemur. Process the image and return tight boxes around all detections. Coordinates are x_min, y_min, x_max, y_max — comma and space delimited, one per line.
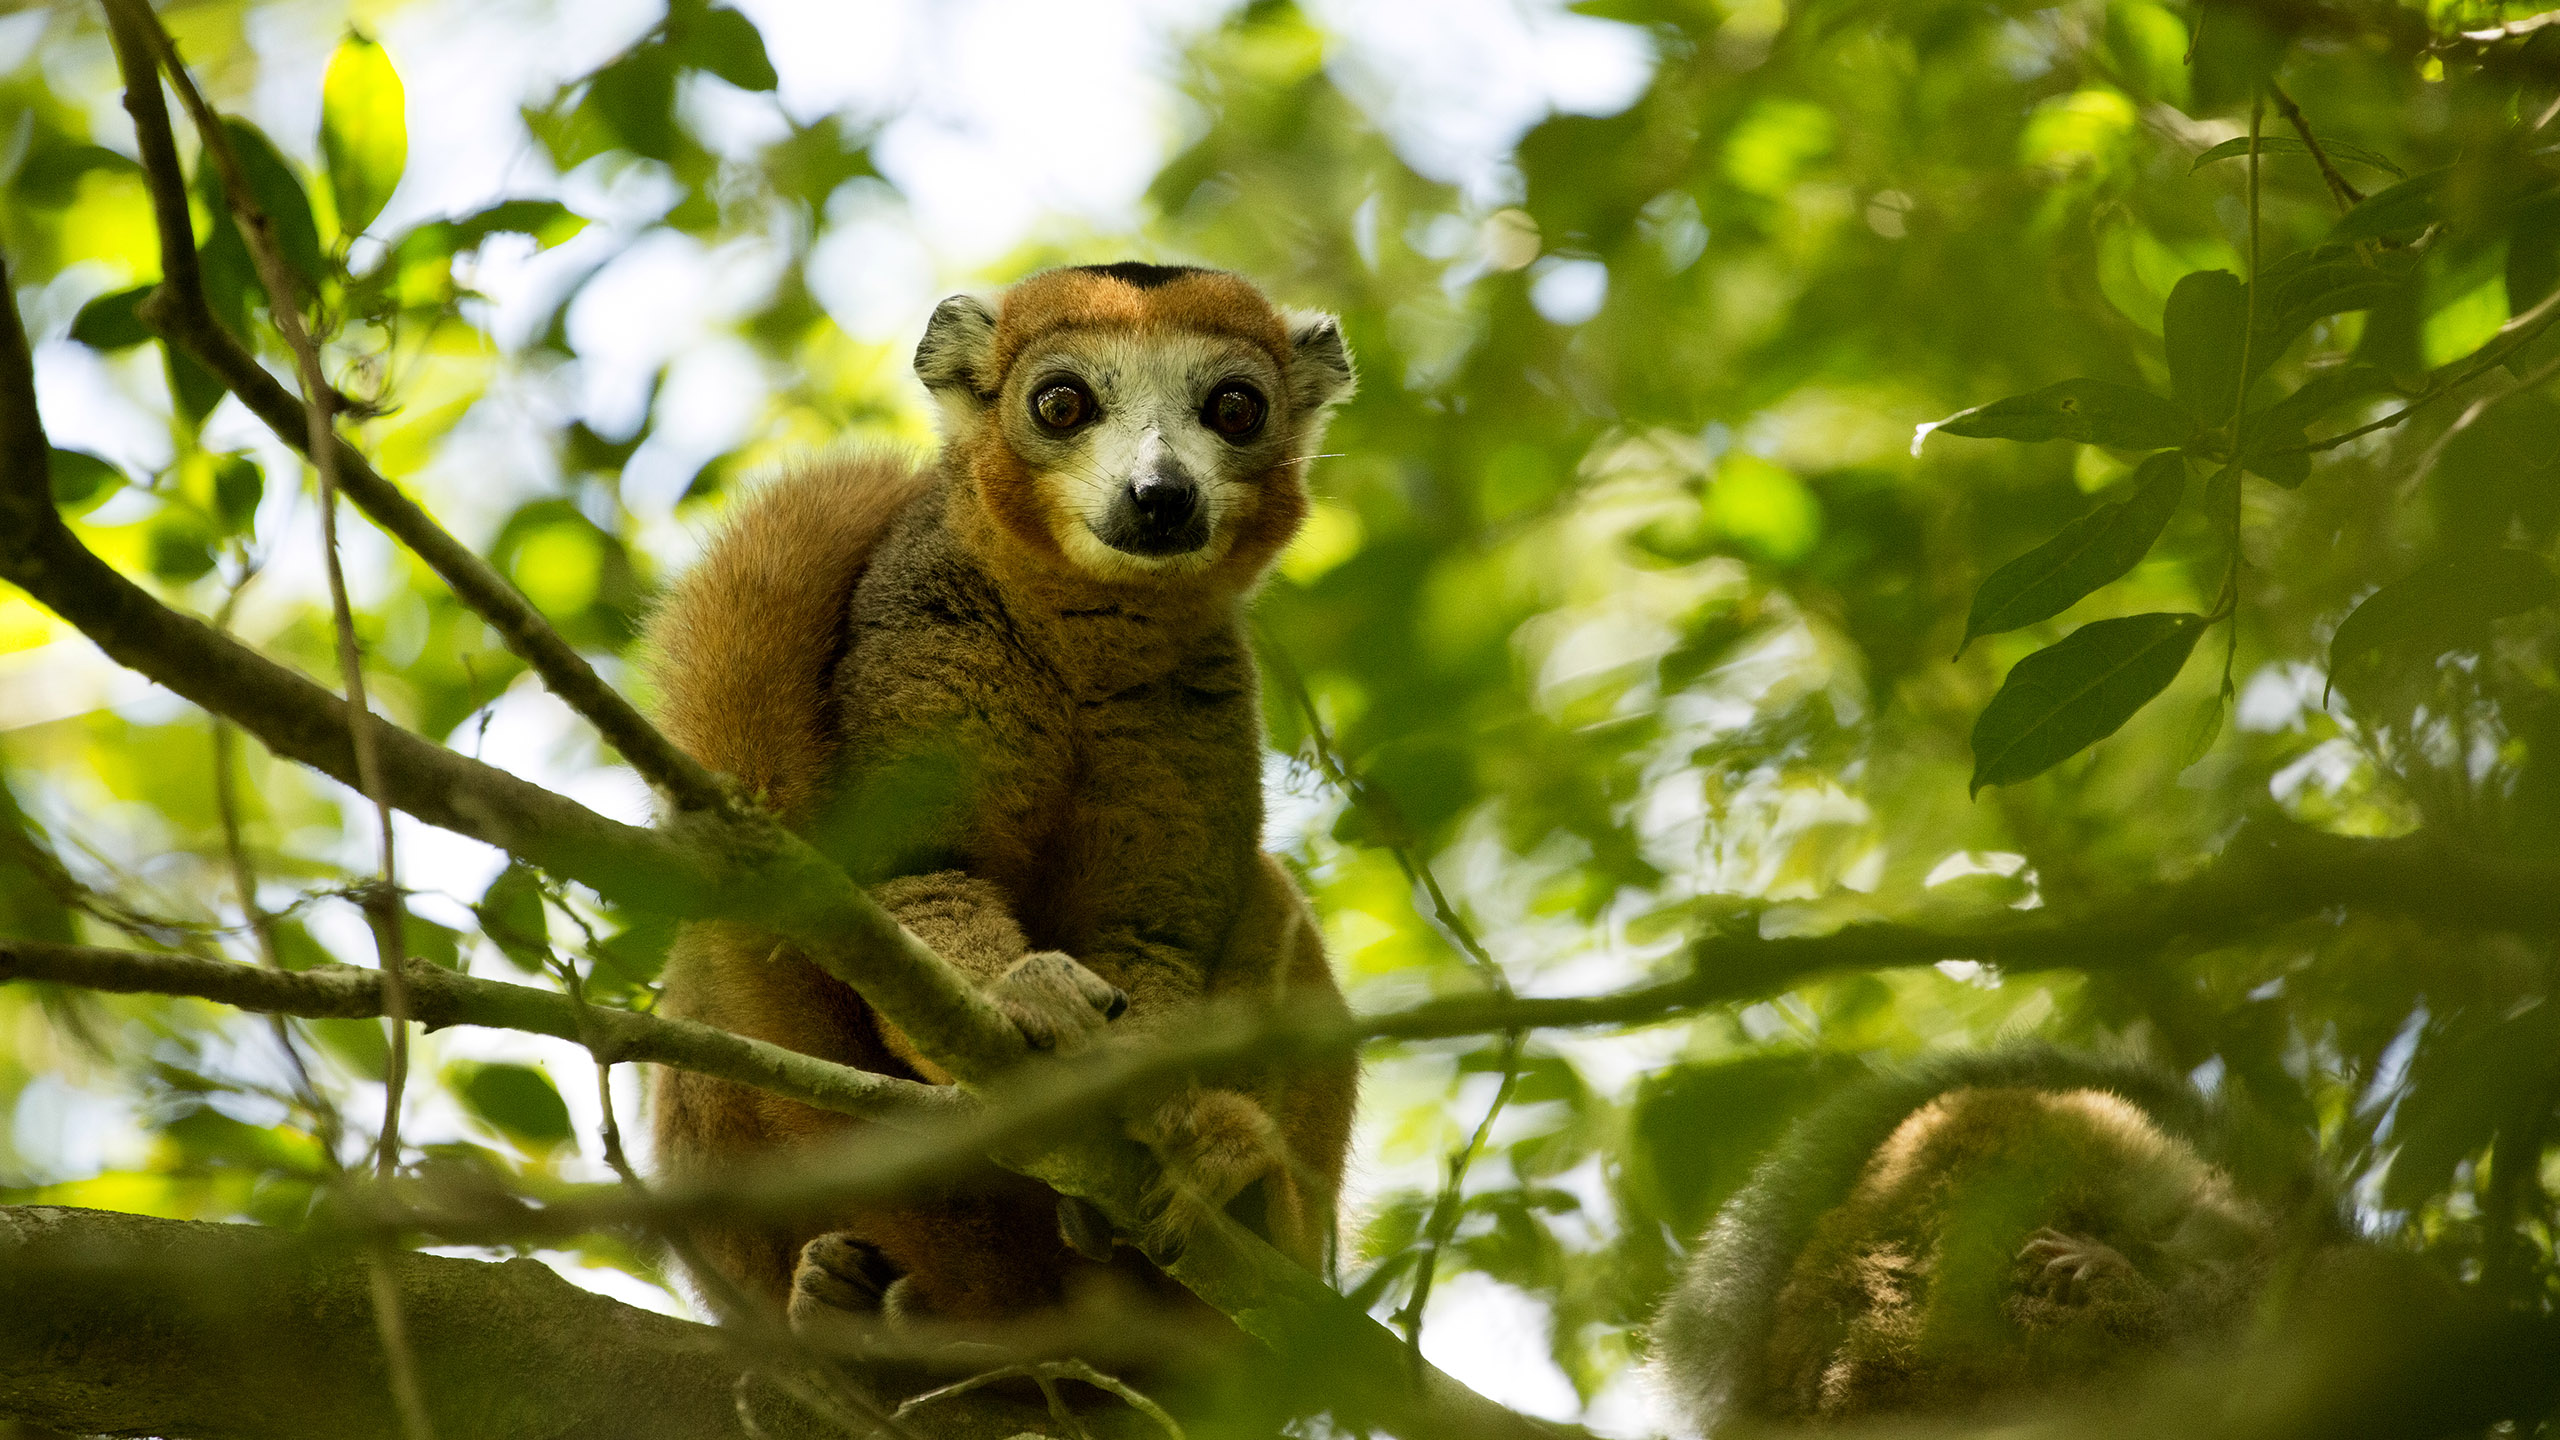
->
644, 263, 1358, 1329
1650, 1048, 2348, 1431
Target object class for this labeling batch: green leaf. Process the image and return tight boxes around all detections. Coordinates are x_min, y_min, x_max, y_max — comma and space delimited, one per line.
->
475, 863, 552, 973
211, 454, 263, 532
2328, 550, 2559, 702
2191, 133, 2404, 179
1960, 452, 2186, 652
2188, 1, 2288, 113
2330, 168, 2448, 243
320, 31, 407, 238
587, 43, 680, 162
70, 285, 154, 350
2180, 678, 2232, 771
675, 6, 777, 92
2164, 271, 2247, 424
48, 449, 121, 511
402, 911, 462, 971
2254, 365, 2396, 436
451, 1061, 574, 1150
2253, 245, 2408, 359
214, 118, 328, 296
2509, 193, 2560, 377
1926, 379, 2196, 450
164, 344, 227, 432
1969, 612, 2211, 793
2241, 365, 2396, 486
146, 511, 219, 582
451, 198, 586, 249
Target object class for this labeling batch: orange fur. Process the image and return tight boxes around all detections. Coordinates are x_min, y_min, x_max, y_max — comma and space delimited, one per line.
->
644, 265, 1357, 1330
645, 455, 931, 820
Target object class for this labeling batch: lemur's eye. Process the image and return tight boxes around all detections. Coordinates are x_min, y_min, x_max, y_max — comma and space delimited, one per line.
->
1202, 382, 1266, 440
1032, 382, 1093, 430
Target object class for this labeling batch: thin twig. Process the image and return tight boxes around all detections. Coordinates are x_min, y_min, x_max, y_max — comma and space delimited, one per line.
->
895, 1358, 1185, 1440
0, 942, 958, 1125
2291, 285, 2560, 453
1257, 633, 1523, 1357
2267, 82, 2365, 211
2211, 96, 2265, 694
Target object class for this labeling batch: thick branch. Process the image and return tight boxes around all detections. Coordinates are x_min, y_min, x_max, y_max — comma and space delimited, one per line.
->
103, 0, 732, 818
1375, 822, 2560, 1041
0, 1204, 1055, 1440
0, 941, 960, 1126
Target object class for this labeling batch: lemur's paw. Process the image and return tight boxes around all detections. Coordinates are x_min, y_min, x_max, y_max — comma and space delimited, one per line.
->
1131, 1088, 1289, 1266
992, 950, 1127, 1055
2019, 1227, 2141, 1304
788, 1231, 899, 1334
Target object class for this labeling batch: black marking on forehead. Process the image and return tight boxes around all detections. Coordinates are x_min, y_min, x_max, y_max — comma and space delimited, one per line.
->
1073, 261, 1211, 290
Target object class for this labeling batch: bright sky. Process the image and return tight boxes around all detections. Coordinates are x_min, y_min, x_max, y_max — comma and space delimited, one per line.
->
12, 0, 1662, 1426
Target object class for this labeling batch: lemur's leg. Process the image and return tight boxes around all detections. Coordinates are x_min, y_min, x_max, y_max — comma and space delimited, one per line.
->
1121, 855, 1353, 1269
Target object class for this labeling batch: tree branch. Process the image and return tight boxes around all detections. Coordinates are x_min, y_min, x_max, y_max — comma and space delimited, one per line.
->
0, 1204, 1058, 1440
1372, 822, 2560, 1041
101, 0, 734, 819
1, 247, 1027, 1085
0, 940, 960, 1127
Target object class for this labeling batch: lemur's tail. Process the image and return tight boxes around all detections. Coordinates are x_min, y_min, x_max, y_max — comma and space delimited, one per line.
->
642, 453, 933, 820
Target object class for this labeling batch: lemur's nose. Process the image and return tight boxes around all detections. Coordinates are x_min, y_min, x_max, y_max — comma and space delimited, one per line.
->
1127, 470, 1198, 531
1127, 442, 1198, 532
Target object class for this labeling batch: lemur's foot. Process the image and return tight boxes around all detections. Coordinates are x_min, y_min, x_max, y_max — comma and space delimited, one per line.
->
788, 1231, 900, 1333
2019, 1227, 2139, 1304
1131, 1088, 1294, 1266
992, 950, 1128, 1055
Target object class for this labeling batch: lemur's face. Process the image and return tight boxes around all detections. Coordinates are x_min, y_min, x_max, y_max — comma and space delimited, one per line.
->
999, 329, 1284, 570
915, 264, 1353, 584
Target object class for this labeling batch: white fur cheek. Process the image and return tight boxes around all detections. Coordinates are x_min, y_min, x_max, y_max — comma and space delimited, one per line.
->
930, 392, 987, 443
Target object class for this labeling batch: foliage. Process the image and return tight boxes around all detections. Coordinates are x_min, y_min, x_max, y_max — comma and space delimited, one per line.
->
4, 0, 2560, 1432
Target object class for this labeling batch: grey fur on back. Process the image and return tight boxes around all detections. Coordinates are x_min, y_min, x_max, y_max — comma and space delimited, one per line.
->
1646, 1046, 2291, 1435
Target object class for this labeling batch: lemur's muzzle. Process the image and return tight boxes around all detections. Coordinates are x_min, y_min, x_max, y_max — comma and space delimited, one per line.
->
1095, 446, 1210, 557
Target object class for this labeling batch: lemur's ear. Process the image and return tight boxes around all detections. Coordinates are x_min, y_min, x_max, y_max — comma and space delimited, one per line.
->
1284, 309, 1355, 414
915, 294, 998, 415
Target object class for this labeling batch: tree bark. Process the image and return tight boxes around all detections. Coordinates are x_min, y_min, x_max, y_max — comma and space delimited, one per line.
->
0, 1205, 1051, 1440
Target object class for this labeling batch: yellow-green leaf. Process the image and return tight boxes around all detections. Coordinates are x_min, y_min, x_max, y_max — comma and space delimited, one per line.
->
321, 31, 407, 239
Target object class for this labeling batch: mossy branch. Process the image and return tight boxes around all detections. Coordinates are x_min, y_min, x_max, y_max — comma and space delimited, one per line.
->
0, 1204, 1059, 1440
0, 940, 961, 1126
